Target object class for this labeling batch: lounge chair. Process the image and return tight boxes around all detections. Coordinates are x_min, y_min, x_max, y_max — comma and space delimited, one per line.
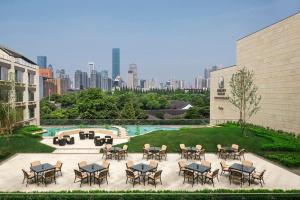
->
148, 170, 163, 187
125, 169, 141, 187
73, 169, 88, 187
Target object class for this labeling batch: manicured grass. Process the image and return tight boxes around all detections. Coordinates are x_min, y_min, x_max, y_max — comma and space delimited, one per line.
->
0, 126, 55, 161
116, 124, 300, 167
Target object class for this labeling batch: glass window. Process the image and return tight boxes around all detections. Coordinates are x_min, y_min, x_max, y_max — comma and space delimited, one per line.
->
28, 73, 34, 85
15, 89, 23, 102
15, 70, 23, 83
0, 89, 9, 102
28, 91, 34, 101
29, 107, 35, 119
0, 66, 8, 81
16, 107, 24, 122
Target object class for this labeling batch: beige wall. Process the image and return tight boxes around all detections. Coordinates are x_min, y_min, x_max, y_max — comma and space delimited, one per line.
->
210, 12, 300, 135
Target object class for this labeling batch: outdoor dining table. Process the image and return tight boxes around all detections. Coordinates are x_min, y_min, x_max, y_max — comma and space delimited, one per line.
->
132, 163, 155, 185
30, 163, 55, 185
186, 163, 211, 184
229, 163, 255, 186
223, 147, 235, 153
109, 146, 122, 154
149, 147, 160, 153
80, 163, 104, 185
186, 147, 197, 152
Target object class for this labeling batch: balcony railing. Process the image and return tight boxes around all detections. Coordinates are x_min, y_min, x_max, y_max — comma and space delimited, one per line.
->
0, 80, 10, 86
28, 101, 36, 106
15, 82, 26, 88
15, 102, 26, 107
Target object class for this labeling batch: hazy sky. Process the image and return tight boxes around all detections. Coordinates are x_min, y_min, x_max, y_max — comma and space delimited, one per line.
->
1, 0, 299, 84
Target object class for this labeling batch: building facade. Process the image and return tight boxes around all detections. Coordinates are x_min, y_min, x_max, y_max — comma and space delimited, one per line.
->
210, 12, 300, 135
112, 48, 120, 80
0, 46, 40, 125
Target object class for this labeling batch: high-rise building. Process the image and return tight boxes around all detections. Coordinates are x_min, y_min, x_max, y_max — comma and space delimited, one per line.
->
90, 69, 97, 88
55, 69, 71, 94
204, 66, 218, 89
100, 70, 109, 91
127, 63, 138, 89
82, 72, 88, 89
140, 79, 146, 89
37, 56, 47, 68
195, 75, 204, 89
96, 71, 102, 88
74, 70, 82, 90
88, 62, 95, 74
112, 48, 120, 80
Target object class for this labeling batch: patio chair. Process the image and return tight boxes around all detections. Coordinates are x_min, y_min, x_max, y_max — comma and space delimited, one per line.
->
229, 169, 244, 187
115, 149, 126, 161
53, 137, 59, 144
30, 161, 41, 168
73, 169, 88, 187
234, 149, 246, 160
123, 145, 128, 157
126, 160, 134, 170
149, 160, 158, 173
179, 144, 186, 158
219, 148, 230, 160
102, 148, 113, 160
204, 169, 219, 187
148, 170, 163, 187
181, 148, 192, 160
105, 144, 112, 150
201, 160, 211, 169
232, 144, 239, 152
142, 148, 153, 160
22, 169, 36, 187
78, 161, 87, 171
178, 159, 187, 175
79, 132, 85, 140
242, 160, 253, 167
58, 138, 66, 146
217, 144, 224, 158
42, 170, 56, 186
94, 169, 109, 186
54, 160, 63, 176
105, 135, 112, 139
194, 147, 205, 160
125, 169, 141, 187
155, 149, 167, 161
220, 160, 230, 175
88, 131, 95, 139
67, 137, 75, 145
251, 170, 266, 187
102, 160, 110, 176
183, 169, 198, 187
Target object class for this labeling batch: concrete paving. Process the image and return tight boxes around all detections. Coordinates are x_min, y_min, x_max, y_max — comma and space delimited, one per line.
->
0, 153, 299, 192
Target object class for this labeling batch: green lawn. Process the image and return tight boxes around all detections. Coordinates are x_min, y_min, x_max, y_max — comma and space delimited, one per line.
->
116, 124, 300, 167
0, 126, 55, 161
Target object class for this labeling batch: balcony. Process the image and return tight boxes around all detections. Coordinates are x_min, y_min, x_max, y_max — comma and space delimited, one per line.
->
15, 102, 26, 107
28, 101, 37, 106
0, 80, 11, 87
28, 84, 36, 90
15, 82, 26, 88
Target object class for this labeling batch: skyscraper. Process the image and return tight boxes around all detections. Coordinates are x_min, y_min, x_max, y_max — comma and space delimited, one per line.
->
127, 63, 138, 89
90, 69, 97, 88
37, 56, 47, 68
82, 72, 88, 89
195, 75, 204, 89
74, 70, 82, 90
101, 70, 109, 91
112, 48, 120, 80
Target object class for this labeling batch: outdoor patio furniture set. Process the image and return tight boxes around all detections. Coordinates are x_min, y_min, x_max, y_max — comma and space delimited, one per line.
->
143, 144, 168, 161
22, 161, 63, 187
79, 131, 95, 140
53, 135, 74, 146
102, 144, 128, 160
94, 135, 113, 146
179, 144, 206, 160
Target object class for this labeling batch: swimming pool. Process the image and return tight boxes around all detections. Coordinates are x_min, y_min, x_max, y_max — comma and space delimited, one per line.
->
42, 125, 178, 137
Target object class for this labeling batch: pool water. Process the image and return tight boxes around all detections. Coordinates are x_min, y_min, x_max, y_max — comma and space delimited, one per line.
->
42, 125, 178, 137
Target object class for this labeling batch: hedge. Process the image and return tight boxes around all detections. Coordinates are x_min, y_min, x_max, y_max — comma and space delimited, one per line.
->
0, 191, 300, 200
40, 119, 209, 126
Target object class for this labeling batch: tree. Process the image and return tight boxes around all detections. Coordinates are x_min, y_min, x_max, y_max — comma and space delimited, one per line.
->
229, 67, 261, 135
120, 101, 136, 119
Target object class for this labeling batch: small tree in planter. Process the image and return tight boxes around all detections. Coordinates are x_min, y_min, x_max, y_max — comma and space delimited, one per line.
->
229, 67, 261, 136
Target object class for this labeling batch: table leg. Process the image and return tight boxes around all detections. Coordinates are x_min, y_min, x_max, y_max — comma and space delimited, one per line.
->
90, 172, 92, 186
249, 173, 251, 186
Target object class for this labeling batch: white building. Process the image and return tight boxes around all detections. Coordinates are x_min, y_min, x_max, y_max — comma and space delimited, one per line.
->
194, 75, 205, 89
127, 63, 138, 89
0, 45, 40, 125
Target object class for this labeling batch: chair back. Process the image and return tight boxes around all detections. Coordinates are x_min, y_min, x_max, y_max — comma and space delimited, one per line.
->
126, 160, 134, 169
144, 144, 150, 149
259, 169, 266, 178
78, 161, 87, 169
212, 169, 219, 178
196, 144, 202, 150
201, 160, 211, 168
102, 160, 110, 169
161, 145, 167, 150
149, 160, 158, 168
184, 169, 194, 177
74, 169, 83, 178
105, 144, 112, 150
220, 160, 228, 169
180, 144, 185, 149
22, 169, 30, 178
123, 145, 128, 150
126, 169, 135, 178
239, 149, 245, 155
230, 169, 243, 178
99, 169, 108, 178
242, 160, 253, 167
178, 160, 187, 168
44, 170, 55, 178
30, 161, 41, 167
232, 144, 239, 151
154, 170, 162, 178
217, 144, 222, 150
55, 160, 63, 168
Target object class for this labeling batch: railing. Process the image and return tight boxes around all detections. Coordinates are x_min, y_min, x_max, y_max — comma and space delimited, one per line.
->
40, 118, 210, 126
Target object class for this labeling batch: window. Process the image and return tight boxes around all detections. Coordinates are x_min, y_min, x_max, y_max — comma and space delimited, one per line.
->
28, 73, 34, 85
15, 70, 23, 83
15, 89, 23, 102
0, 89, 9, 102
29, 107, 35, 119
28, 90, 34, 101
0, 66, 8, 81
16, 107, 24, 122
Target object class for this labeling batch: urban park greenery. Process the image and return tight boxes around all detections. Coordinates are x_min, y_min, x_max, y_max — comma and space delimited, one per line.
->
40, 88, 209, 120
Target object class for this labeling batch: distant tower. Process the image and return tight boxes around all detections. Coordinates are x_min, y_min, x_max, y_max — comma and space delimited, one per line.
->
88, 62, 95, 74
37, 56, 47, 68
127, 63, 138, 89
112, 48, 120, 80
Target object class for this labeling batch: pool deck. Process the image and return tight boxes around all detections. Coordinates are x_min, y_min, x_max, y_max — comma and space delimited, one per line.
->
0, 153, 299, 192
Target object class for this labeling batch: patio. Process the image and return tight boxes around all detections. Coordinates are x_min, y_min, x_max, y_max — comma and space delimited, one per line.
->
0, 152, 299, 192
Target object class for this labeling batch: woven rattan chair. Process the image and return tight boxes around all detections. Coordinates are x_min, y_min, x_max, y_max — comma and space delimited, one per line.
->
220, 160, 230, 175
183, 169, 198, 187
229, 169, 244, 187
42, 170, 56, 186
102, 160, 110, 177
205, 169, 219, 187
148, 170, 163, 187
178, 159, 187, 175
73, 169, 88, 187
94, 169, 109, 186
54, 160, 63, 176
125, 169, 141, 187
22, 169, 36, 187
251, 170, 266, 187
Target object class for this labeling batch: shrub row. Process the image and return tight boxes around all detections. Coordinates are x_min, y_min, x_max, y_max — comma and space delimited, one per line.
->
41, 119, 209, 126
265, 153, 300, 167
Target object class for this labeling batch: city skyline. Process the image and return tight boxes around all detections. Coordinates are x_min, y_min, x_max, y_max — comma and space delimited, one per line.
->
1, 0, 299, 82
